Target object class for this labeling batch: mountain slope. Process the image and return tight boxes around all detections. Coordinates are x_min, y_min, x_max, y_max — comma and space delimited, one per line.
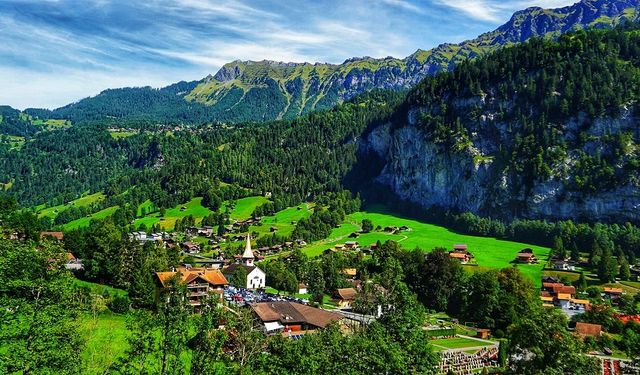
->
185, 0, 640, 122
29, 0, 640, 126
360, 24, 640, 223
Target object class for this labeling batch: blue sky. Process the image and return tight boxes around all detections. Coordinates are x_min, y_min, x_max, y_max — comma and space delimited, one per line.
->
0, 0, 577, 109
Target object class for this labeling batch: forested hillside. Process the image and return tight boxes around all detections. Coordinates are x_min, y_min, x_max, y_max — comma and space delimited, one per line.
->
0, 91, 403, 210
363, 25, 640, 223
3, 25, 640, 226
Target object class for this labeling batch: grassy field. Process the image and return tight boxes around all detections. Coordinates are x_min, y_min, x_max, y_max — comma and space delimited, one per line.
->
108, 130, 138, 139
79, 312, 130, 374
2, 135, 25, 150
37, 192, 106, 219
137, 199, 156, 217
429, 336, 495, 352
133, 196, 271, 231
302, 205, 550, 285
224, 196, 270, 221
253, 203, 313, 238
63, 206, 120, 230
73, 279, 128, 297
134, 197, 214, 230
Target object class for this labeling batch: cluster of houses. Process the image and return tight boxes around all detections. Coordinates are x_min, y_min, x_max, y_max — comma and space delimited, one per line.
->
540, 276, 627, 318
156, 235, 267, 295
129, 222, 308, 260
540, 278, 588, 317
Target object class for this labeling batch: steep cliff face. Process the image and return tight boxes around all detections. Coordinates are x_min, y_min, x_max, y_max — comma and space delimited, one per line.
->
356, 22, 640, 223
363, 107, 640, 223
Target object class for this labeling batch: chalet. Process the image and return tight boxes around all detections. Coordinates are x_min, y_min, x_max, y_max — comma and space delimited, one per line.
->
155, 267, 228, 307
344, 241, 359, 249
284, 241, 294, 248
334, 244, 346, 251
270, 226, 278, 232
603, 287, 624, 300
540, 296, 555, 308
130, 231, 147, 242
552, 261, 575, 271
298, 283, 308, 294
449, 251, 470, 264
40, 231, 64, 241
181, 241, 200, 254
295, 239, 307, 246
197, 226, 214, 237
540, 280, 584, 315
222, 234, 266, 289
64, 253, 84, 271
349, 232, 360, 238
340, 268, 357, 278
250, 301, 342, 334
552, 284, 576, 295
575, 322, 602, 338
453, 244, 468, 252
475, 328, 491, 340
334, 287, 357, 309
516, 248, 537, 264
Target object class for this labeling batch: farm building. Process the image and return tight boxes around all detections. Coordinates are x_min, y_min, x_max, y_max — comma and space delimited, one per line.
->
334, 287, 357, 309
575, 322, 602, 338
516, 248, 538, 263
250, 301, 342, 334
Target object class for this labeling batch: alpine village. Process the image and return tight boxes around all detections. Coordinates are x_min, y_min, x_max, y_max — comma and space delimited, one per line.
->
4, 0, 640, 374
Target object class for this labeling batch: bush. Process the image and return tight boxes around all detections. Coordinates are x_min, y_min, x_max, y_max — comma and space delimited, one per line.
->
108, 295, 131, 314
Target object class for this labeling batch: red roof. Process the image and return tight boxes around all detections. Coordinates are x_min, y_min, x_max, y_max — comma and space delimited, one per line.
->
575, 322, 602, 337
553, 285, 576, 295
336, 288, 357, 301
156, 268, 228, 287
604, 287, 623, 295
40, 231, 64, 240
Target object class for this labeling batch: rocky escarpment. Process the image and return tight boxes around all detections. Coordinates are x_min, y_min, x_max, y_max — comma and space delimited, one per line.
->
361, 101, 640, 223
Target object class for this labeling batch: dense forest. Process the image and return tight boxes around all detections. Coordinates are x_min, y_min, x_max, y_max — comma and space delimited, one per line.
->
0, 90, 403, 209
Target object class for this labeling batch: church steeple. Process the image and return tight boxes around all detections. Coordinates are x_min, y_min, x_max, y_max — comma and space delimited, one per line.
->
242, 233, 254, 266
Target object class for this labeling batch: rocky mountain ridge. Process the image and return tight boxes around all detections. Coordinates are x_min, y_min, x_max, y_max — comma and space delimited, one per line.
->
185, 0, 640, 122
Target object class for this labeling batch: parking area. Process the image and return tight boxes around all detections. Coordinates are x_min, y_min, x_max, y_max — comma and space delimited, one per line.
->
223, 285, 309, 306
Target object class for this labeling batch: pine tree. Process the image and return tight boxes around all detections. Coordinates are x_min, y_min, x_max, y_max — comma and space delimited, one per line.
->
575, 271, 588, 291
552, 236, 566, 260
619, 255, 631, 281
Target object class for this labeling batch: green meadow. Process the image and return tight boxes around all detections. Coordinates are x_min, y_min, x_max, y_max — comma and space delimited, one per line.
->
108, 130, 138, 139
223, 196, 270, 221
430, 336, 495, 351
252, 203, 314, 238
79, 312, 130, 374
134, 197, 214, 230
37, 192, 106, 219
133, 196, 271, 231
63, 206, 120, 230
302, 205, 550, 285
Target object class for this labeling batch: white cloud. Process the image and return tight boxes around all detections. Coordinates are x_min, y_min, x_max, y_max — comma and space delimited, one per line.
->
378, 0, 425, 13
431, 0, 578, 22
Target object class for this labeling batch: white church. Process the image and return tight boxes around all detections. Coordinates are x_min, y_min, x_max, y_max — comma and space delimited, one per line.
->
223, 234, 266, 289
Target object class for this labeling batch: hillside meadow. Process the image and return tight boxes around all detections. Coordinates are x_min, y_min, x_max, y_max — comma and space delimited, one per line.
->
302, 205, 550, 285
